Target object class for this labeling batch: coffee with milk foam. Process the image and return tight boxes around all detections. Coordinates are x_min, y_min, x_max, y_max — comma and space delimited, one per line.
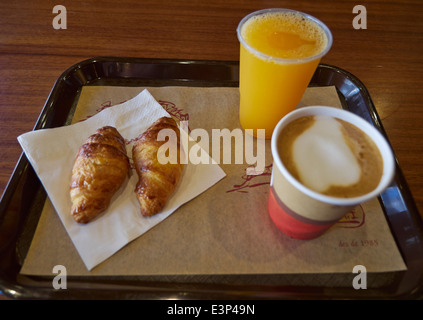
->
278, 115, 383, 198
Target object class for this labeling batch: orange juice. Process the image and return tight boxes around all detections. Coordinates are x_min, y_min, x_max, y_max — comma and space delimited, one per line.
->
237, 9, 332, 138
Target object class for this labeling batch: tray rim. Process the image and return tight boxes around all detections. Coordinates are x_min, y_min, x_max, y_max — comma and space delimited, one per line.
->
1, 57, 422, 300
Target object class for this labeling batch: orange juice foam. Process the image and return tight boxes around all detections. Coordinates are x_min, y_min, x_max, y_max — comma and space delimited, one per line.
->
241, 10, 328, 61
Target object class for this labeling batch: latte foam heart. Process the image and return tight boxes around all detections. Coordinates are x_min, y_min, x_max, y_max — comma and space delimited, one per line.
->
277, 113, 383, 198
292, 115, 361, 192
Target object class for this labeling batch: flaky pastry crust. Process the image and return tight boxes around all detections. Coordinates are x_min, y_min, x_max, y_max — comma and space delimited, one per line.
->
70, 126, 129, 223
132, 117, 185, 216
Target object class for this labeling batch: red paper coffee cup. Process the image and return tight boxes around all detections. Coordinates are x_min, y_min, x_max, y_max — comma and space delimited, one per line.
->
269, 106, 395, 239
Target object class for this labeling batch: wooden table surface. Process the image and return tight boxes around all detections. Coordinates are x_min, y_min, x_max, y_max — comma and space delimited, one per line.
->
0, 0, 422, 299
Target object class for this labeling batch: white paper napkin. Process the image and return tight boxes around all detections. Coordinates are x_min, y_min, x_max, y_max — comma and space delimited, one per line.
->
18, 89, 226, 270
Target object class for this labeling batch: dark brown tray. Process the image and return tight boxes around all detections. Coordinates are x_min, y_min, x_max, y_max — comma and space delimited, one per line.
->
1, 57, 422, 299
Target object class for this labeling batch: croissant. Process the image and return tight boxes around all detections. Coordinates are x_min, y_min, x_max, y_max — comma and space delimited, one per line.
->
70, 126, 130, 223
132, 117, 185, 216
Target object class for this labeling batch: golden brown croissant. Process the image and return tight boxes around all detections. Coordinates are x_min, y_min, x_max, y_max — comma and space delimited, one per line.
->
132, 117, 185, 217
70, 126, 130, 223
